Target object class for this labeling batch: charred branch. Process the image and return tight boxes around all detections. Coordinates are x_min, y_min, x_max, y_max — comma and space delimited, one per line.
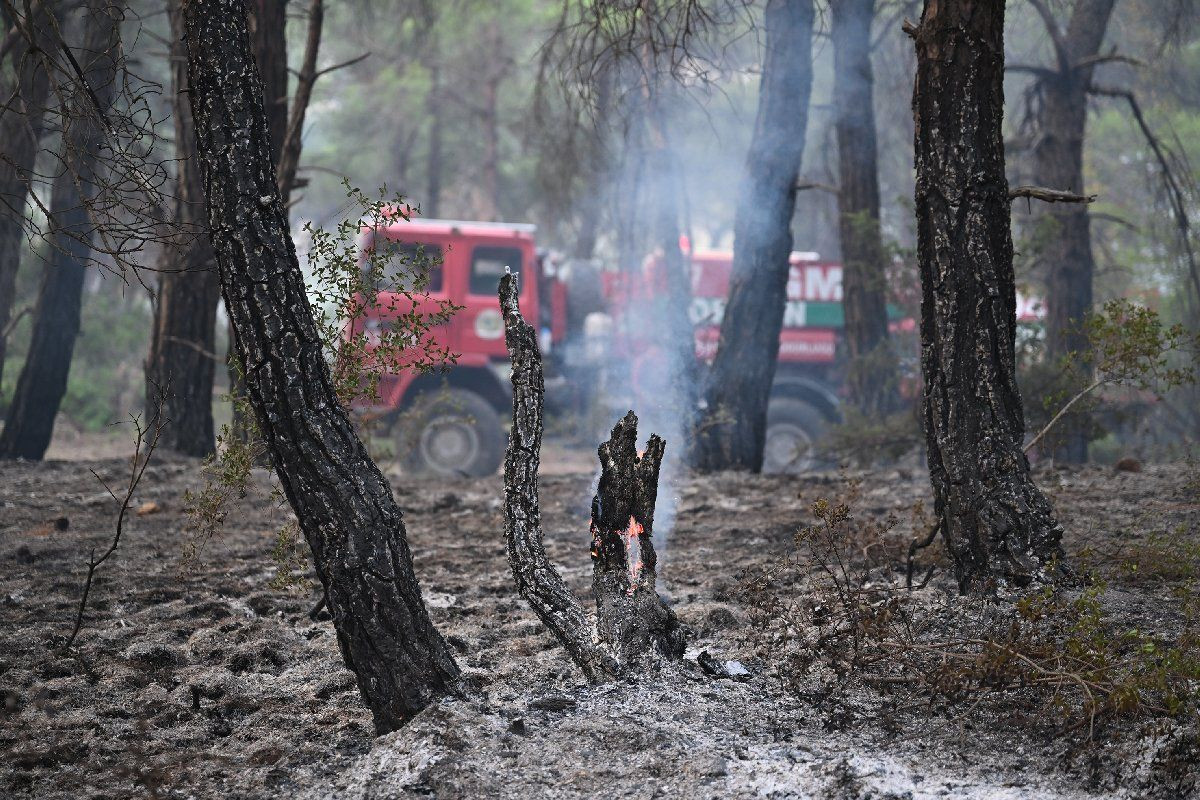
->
500, 272, 619, 681
65, 399, 165, 650
501, 272, 683, 674
1008, 185, 1097, 204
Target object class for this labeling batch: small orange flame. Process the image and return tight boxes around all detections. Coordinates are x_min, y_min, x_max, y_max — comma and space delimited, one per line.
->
622, 515, 644, 592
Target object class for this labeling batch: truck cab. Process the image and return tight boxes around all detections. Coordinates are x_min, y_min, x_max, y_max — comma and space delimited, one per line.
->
357, 218, 563, 476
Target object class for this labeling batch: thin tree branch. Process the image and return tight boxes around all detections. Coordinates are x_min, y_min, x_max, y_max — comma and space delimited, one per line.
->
796, 180, 839, 195
276, 0, 322, 203
1089, 84, 1200, 308
163, 334, 220, 361
314, 51, 369, 78
64, 397, 167, 650
1024, 377, 1107, 455
1026, 0, 1069, 73
1072, 52, 1142, 71
1009, 185, 1097, 204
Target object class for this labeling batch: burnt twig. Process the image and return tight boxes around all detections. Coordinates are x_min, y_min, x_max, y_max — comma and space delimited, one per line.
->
64, 399, 166, 650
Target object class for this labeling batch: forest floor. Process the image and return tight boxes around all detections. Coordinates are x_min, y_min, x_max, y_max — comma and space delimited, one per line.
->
1, 441, 1198, 799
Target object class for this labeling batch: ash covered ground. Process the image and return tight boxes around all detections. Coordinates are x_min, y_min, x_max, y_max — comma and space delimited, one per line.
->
1, 447, 1197, 799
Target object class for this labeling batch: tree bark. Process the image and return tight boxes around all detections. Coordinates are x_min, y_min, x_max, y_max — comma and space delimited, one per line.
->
912, 0, 1066, 592
247, 0, 289, 162
831, 0, 898, 418
501, 273, 683, 675
144, 0, 221, 457
1028, 0, 1117, 463
695, 0, 814, 471
0, 0, 120, 461
0, 5, 53, 392
182, 0, 460, 733
229, 0, 290, 447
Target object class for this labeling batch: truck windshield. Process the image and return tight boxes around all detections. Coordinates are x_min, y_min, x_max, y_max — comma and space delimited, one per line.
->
469, 245, 522, 295
369, 241, 443, 293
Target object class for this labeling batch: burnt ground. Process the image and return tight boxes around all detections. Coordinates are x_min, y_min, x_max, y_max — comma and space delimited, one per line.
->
1, 448, 1198, 799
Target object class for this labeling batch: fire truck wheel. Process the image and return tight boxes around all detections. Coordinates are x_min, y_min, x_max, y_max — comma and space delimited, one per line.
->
399, 389, 504, 477
763, 397, 828, 474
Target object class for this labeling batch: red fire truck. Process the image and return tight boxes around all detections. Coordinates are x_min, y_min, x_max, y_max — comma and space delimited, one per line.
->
356, 218, 1040, 476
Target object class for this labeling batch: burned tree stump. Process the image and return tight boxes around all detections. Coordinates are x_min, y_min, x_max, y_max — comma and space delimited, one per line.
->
590, 413, 685, 663
500, 272, 683, 678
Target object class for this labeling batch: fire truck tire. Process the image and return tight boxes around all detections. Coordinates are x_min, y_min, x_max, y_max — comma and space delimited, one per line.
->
398, 389, 504, 477
763, 397, 828, 475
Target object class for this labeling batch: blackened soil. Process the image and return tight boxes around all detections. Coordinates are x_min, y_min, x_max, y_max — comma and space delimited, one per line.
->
1, 453, 1196, 798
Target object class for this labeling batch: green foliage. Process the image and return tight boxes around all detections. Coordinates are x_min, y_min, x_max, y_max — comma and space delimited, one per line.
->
1024, 299, 1200, 455
182, 184, 457, 588
304, 181, 459, 407
1084, 299, 1199, 389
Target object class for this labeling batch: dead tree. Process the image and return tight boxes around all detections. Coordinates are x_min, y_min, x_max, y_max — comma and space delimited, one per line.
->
694, 0, 814, 471
831, 0, 899, 418
148, 0, 330, 457
501, 272, 684, 676
0, 0, 121, 461
909, 0, 1066, 592
0, 3, 54, 391
144, 0, 221, 458
182, 0, 460, 733
1010, 0, 1119, 463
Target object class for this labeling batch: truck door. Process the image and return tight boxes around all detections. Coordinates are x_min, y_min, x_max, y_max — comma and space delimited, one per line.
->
458, 242, 534, 361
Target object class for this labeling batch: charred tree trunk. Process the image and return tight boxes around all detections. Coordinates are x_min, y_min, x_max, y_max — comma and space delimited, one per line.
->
0, 0, 120, 461
589, 412, 685, 663
501, 273, 683, 676
247, 0, 289, 162
0, 6, 54, 391
911, 0, 1066, 592
229, 0, 290, 447
831, 0, 898, 418
500, 272, 619, 680
182, 0, 460, 733
145, 0, 221, 457
695, 0, 814, 471
1027, 0, 1117, 463
275, 0, 322, 206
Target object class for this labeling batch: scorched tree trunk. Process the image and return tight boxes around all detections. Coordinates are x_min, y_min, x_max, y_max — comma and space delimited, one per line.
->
831, 0, 899, 418
911, 0, 1066, 592
182, 0, 460, 733
0, 5, 53, 392
1028, 0, 1117, 463
0, 0, 120, 461
695, 0, 814, 471
145, 0, 221, 457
